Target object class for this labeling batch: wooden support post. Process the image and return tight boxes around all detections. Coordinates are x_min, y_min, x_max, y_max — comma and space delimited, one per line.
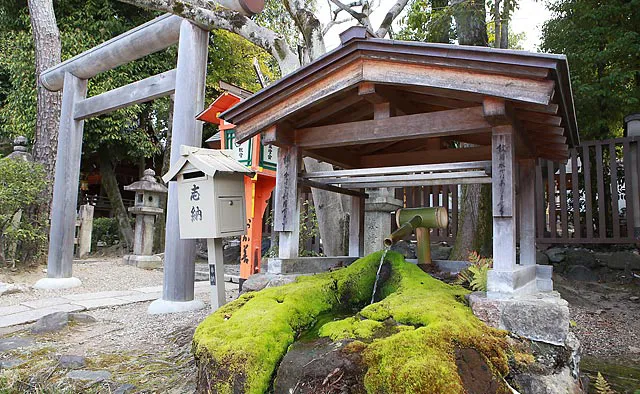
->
349, 196, 363, 257
76, 204, 94, 258
156, 20, 209, 310
206, 238, 227, 311
491, 125, 517, 272
36, 72, 87, 288
275, 145, 300, 259
519, 159, 536, 265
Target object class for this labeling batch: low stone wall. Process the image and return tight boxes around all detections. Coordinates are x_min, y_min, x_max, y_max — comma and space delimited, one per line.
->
538, 247, 640, 282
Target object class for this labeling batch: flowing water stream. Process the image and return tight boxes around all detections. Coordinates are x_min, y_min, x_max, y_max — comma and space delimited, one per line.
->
370, 246, 391, 304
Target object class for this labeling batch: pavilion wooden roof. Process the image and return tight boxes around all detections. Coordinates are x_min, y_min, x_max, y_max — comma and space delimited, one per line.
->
219, 26, 579, 168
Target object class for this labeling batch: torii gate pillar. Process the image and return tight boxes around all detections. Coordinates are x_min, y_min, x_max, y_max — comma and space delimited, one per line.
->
148, 20, 209, 314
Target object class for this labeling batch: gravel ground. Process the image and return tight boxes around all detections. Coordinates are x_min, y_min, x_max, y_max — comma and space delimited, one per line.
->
1, 259, 241, 307
0, 258, 241, 393
555, 275, 640, 362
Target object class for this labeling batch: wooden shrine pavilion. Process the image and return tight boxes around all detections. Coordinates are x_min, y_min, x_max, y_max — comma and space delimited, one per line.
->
220, 26, 579, 295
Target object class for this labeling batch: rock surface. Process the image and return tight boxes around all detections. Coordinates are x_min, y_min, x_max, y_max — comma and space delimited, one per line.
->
30, 312, 96, 334
0, 358, 25, 369
274, 338, 365, 394
59, 355, 86, 369
0, 336, 35, 351
469, 291, 570, 346
0, 282, 28, 296
544, 247, 566, 264
66, 369, 112, 382
565, 265, 598, 282
240, 273, 300, 293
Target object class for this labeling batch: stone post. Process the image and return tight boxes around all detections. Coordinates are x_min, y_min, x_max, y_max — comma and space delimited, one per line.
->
123, 169, 168, 269
76, 204, 94, 258
364, 188, 403, 255
624, 114, 640, 243
34, 73, 87, 290
149, 21, 209, 314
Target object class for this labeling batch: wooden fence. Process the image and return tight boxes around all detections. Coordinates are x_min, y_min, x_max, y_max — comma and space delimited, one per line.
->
536, 137, 639, 244
269, 136, 640, 250
395, 137, 639, 246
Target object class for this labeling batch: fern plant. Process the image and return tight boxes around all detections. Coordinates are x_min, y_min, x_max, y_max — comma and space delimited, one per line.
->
594, 372, 616, 394
455, 251, 492, 291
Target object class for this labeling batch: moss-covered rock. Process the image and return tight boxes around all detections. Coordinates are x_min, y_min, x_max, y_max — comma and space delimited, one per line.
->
193, 251, 511, 393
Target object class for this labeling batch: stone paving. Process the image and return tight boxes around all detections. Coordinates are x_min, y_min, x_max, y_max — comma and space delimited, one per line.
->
0, 281, 235, 328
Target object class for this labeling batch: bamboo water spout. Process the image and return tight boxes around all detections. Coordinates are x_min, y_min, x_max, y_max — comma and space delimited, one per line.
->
384, 207, 448, 265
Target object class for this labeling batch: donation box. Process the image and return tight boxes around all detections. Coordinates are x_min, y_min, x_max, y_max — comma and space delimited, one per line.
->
163, 146, 254, 239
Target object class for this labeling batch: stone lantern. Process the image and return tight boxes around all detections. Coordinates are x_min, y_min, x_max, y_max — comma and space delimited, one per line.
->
123, 169, 168, 269
6, 136, 32, 161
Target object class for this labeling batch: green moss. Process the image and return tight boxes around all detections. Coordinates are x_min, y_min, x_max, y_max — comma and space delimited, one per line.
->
319, 317, 384, 341
318, 254, 510, 394
193, 251, 510, 394
193, 251, 383, 394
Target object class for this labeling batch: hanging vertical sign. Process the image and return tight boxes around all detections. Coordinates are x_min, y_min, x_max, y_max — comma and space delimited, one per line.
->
225, 129, 252, 167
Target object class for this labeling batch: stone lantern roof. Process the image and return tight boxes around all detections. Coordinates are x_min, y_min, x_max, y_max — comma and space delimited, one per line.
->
124, 169, 168, 194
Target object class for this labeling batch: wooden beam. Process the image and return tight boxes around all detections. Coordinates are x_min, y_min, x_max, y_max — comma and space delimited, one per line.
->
333, 176, 492, 189
74, 69, 176, 120
491, 124, 517, 271
295, 106, 491, 149
299, 179, 368, 198
262, 124, 294, 147
454, 133, 492, 146
303, 160, 491, 179
363, 59, 556, 105
296, 94, 363, 127
235, 58, 364, 142
515, 109, 562, 126
522, 122, 564, 135
358, 82, 387, 104
483, 97, 510, 126
302, 148, 360, 169
359, 145, 492, 167
317, 170, 489, 186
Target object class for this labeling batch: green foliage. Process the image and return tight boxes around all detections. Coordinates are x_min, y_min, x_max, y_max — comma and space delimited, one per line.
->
455, 251, 492, 291
540, 0, 640, 140
595, 372, 616, 394
0, 0, 277, 161
91, 217, 121, 249
397, 0, 454, 43
0, 157, 48, 265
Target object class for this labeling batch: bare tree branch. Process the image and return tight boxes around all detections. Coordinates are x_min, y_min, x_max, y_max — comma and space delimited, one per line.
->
322, 17, 350, 35
375, 0, 409, 38
116, 0, 300, 74
328, 0, 372, 32
283, 0, 326, 62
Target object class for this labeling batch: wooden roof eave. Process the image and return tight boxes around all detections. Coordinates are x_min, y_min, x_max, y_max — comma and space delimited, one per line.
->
221, 38, 573, 127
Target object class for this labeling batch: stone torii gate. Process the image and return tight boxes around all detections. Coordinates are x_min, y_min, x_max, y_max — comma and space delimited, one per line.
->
34, 2, 263, 314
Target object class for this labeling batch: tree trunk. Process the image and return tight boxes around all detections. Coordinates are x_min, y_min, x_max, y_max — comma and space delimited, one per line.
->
27, 0, 62, 224
494, 0, 501, 48
154, 95, 174, 253
303, 158, 348, 256
450, 179, 492, 260
98, 148, 134, 251
500, 0, 509, 49
451, 0, 488, 46
450, 1, 492, 260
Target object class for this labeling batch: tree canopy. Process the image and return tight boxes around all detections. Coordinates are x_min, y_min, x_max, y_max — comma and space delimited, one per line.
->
541, 0, 640, 140
0, 0, 274, 159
